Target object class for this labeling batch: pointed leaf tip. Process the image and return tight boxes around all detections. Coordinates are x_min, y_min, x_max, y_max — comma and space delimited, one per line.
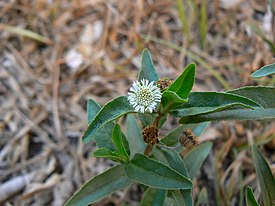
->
138, 48, 159, 82
168, 63, 196, 99
245, 186, 260, 206
251, 63, 275, 78
252, 145, 275, 206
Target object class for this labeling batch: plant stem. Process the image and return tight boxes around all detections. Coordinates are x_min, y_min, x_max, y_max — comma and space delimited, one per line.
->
153, 112, 162, 127
144, 109, 163, 156
144, 144, 153, 156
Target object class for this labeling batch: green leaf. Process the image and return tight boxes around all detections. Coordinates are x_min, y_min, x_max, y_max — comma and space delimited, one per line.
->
172, 92, 262, 118
252, 145, 275, 206
153, 147, 189, 177
87, 99, 101, 123
126, 114, 146, 158
245, 186, 260, 206
92, 148, 127, 163
171, 190, 193, 206
94, 123, 116, 151
141, 188, 166, 206
164, 197, 178, 206
83, 96, 135, 144
153, 149, 193, 206
138, 113, 167, 129
112, 124, 130, 159
176, 89, 275, 124
183, 142, 213, 179
138, 113, 155, 127
161, 125, 185, 146
168, 63, 196, 99
251, 63, 275, 78
86, 99, 116, 150
161, 90, 188, 111
227, 86, 275, 108
179, 108, 275, 124
64, 165, 133, 206
195, 187, 209, 206
125, 154, 192, 189
138, 49, 159, 81
152, 148, 193, 206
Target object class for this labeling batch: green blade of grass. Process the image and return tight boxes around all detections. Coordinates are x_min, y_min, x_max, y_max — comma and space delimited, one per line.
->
250, 23, 275, 54
252, 145, 275, 206
176, 0, 190, 42
0, 24, 52, 44
199, 0, 207, 50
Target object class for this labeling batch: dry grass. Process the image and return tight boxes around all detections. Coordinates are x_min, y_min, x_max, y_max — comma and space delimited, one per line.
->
0, 0, 274, 205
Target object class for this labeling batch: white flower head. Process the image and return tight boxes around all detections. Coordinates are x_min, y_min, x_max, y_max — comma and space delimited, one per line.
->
127, 79, 162, 113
